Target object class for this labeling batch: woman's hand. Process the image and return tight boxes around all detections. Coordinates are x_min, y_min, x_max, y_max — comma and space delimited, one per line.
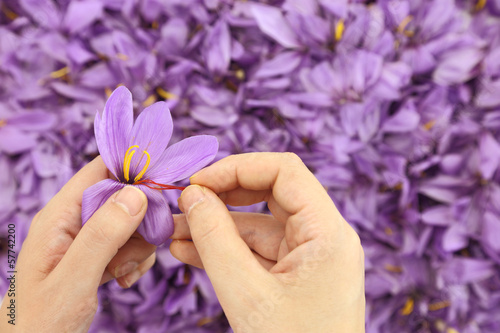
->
1, 157, 156, 332
170, 153, 365, 333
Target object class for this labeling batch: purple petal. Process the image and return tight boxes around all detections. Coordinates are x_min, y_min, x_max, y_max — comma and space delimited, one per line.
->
135, 187, 173, 245
479, 132, 500, 180
253, 51, 302, 79
433, 48, 484, 85
421, 206, 452, 226
442, 224, 468, 252
476, 79, 500, 108
95, 86, 133, 178
38, 33, 69, 63
67, 40, 97, 65
283, 0, 318, 15
371, 62, 411, 100
190, 105, 238, 127
157, 18, 189, 56
204, 20, 231, 74
250, 3, 300, 48
482, 211, 500, 252
81, 179, 124, 224
128, 102, 173, 179
8, 111, 57, 131
401, 46, 436, 75
147, 135, 218, 183
318, 0, 348, 17
79, 63, 117, 88
440, 154, 464, 175
382, 100, 421, 133
63, 0, 104, 34
0, 127, 38, 154
441, 258, 494, 285
19, 0, 61, 29
50, 82, 101, 102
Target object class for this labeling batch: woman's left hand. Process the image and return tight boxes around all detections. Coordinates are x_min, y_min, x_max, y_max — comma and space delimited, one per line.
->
1, 157, 156, 332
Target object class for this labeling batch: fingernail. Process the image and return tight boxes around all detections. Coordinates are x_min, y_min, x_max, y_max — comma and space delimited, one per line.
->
189, 171, 202, 182
115, 261, 139, 278
177, 196, 184, 212
122, 269, 142, 288
180, 185, 206, 214
115, 186, 146, 216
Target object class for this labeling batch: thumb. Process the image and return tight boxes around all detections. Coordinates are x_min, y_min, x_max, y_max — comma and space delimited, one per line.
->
179, 185, 266, 294
55, 186, 148, 286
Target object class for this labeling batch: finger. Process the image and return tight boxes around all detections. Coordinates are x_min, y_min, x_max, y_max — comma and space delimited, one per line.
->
217, 188, 270, 206
54, 186, 148, 287
172, 212, 284, 261
218, 189, 291, 222
252, 251, 276, 271
178, 185, 270, 304
117, 252, 156, 288
170, 240, 204, 269
190, 153, 345, 250
33, 156, 110, 233
100, 232, 156, 285
170, 240, 277, 271
189, 153, 332, 216
19, 157, 111, 280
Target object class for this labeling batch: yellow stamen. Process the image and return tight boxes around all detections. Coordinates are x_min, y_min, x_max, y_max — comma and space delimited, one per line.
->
143, 94, 157, 107
116, 53, 129, 61
50, 66, 70, 79
476, 0, 487, 11
384, 264, 403, 273
152, 21, 159, 29
397, 15, 414, 36
385, 227, 393, 235
235, 69, 245, 80
134, 151, 151, 182
1, 5, 18, 20
428, 300, 451, 311
447, 328, 459, 333
335, 19, 345, 41
0, 119, 6, 127
197, 317, 214, 327
156, 87, 178, 100
424, 120, 436, 131
105, 87, 113, 97
401, 297, 414, 316
435, 320, 446, 331
123, 145, 139, 182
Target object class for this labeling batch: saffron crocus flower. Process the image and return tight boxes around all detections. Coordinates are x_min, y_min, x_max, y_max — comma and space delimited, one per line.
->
81, 86, 218, 245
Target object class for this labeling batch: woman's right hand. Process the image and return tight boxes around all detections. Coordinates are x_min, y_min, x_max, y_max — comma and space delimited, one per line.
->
171, 153, 365, 332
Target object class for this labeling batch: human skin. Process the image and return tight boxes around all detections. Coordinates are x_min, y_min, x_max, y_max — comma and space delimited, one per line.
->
0, 157, 156, 332
0, 152, 365, 332
171, 153, 365, 332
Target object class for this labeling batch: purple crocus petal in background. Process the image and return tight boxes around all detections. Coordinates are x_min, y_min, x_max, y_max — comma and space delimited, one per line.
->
204, 20, 231, 75
81, 179, 125, 224
63, 0, 104, 35
0, 127, 38, 154
250, 3, 300, 48
2, 0, 500, 332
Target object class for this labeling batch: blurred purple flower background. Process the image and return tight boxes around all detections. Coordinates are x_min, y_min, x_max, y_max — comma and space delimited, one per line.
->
1, 0, 500, 332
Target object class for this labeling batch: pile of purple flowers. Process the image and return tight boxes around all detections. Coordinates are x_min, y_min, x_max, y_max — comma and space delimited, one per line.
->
1, 0, 500, 332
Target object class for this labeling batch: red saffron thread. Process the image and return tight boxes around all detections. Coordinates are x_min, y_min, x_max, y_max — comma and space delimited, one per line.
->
133, 179, 186, 191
